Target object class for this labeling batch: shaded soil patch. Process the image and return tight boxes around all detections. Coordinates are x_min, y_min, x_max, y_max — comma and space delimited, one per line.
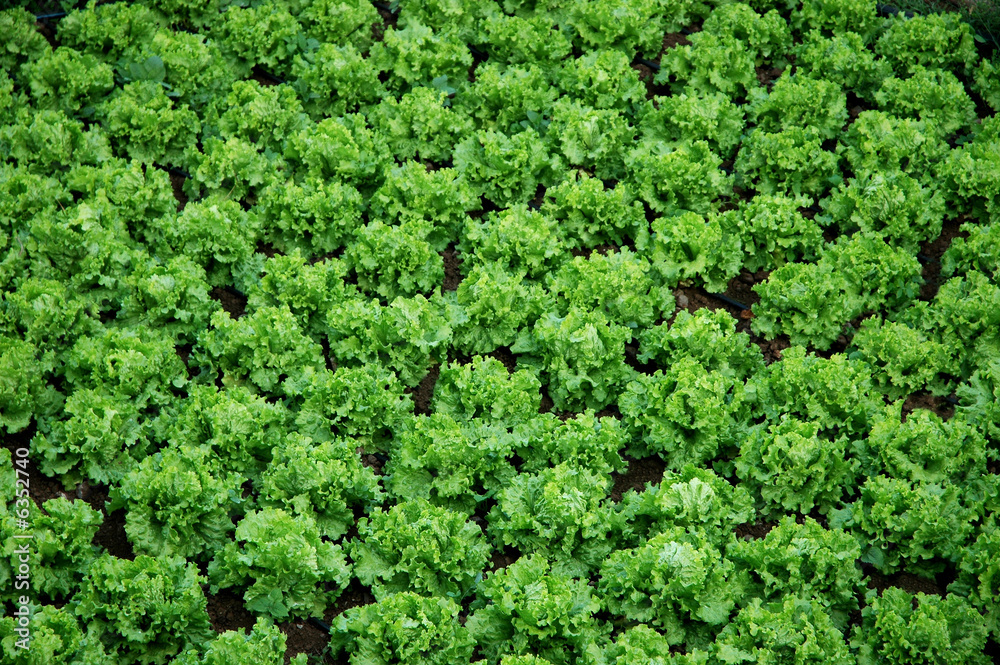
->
441, 245, 464, 292
918, 218, 968, 301
93, 508, 135, 561
610, 455, 666, 502
207, 588, 257, 634
735, 520, 777, 540
902, 392, 956, 421
407, 363, 440, 416
210, 287, 248, 319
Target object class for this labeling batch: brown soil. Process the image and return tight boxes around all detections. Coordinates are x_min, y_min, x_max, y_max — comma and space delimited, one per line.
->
207, 588, 257, 634
93, 507, 135, 561
407, 363, 440, 416
488, 546, 521, 573
632, 63, 656, 83
359, 449, 385, 476
902, 392, 955, 421
724, 269, 765, 310
280, 621, 332, 664
488, 347, 518, 373
257, 242, 279, 258
610, 455, 666, 502
861, 564, 944, 596
673, 286, 722, 315
210, 287, 248, 319
756, 66, 783, 89
662, 32, 692, 51
735, 520, 777, 540
250, 66, 282, 87
441, 245, 464, 292
918, 218, 969, 301
168, 172, 188, 212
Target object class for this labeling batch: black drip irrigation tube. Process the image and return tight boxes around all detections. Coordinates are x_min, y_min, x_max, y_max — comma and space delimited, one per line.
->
706, 292, 750, 311
34, 0, 123, 21
309, 617, 332, 634
875, 4, 916, 19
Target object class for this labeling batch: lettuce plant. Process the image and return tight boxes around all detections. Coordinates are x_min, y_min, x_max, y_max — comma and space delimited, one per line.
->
852, 588, 989, 665
639, 91, 744, 159
638, 309, 764, 381
292, 43, 385, 118
875, 67, 977, 140
0, 605, 111, 665
729, 517, 863, 626
488, 463, 617, 575
153, 384, 290, 482
385, 413, 516, 513
467, 554, 609, 665
451, 263, 549, 355
512, 410, 628, 476
599, 527, 747, 648
110, 444, 245, 560
954, 519, 1000, 640
512, 306, 634, 412
874, 12, 978, 75
293, 364, 412, 447
559, 49, 646, 111
620, 358, 747, 470
298, 0, 380, 52
258, 433, 383, 539
460, 205, 566, 280
75, 554, 215, 664
626, 141, 733, 216
368, 86, 471, 162
547, 100, 633, 180
175, 619, 305, 665
345, 219, 444, 300
715, 597, 855, 665
370, 161, 479, 250
617, 465, 756, 548
849, 318, 952, 400
332, 592, 475, 665
455, 63, 557, 134
454, 128, 562, 207
547, 248, 673, 329
194, 305, 325, 397
737, 416, 857, 517
350, 498, 490, 600
746, 74, 847, 141
370, 23, 473, 91
646, 211, 742, 292
837, 476, 978, 576
860, 406, 988, 486
748, 346, 882, 438
541, 172, 648, 250
822, 170, 945, 252
326, 293, 453, 387
476, 13, 572, 69
208, 508, 351, 619
657, 33, 757, 97
736, 127, 841, 198
10, 496, 102, 602
432, 356, 542, 426
565, 0, 668, 58
794, 31, 891, 101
